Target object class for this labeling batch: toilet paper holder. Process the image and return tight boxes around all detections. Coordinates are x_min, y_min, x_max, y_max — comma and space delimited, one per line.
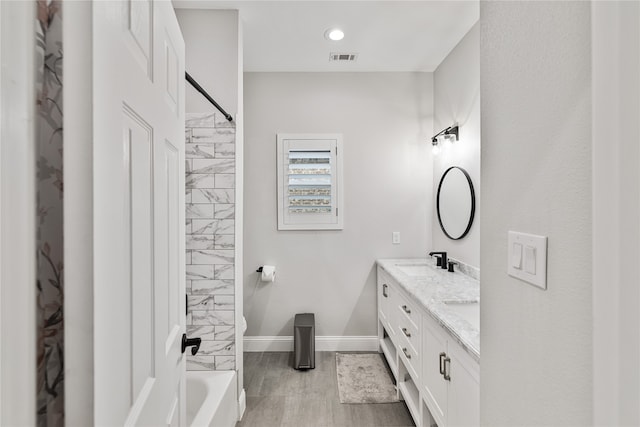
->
256, 265, 276, 282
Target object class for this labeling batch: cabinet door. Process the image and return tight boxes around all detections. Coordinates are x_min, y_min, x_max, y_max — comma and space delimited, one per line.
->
377, 269, 397, 341
447, 342, 480, 427
422, 315, 448, 427
377, 268, 390, 326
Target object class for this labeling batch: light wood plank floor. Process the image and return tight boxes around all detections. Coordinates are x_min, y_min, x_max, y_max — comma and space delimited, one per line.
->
237, 351, 415, 427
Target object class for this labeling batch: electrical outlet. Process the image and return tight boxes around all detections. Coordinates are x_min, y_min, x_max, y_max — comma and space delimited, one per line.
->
392, 232, 400, 244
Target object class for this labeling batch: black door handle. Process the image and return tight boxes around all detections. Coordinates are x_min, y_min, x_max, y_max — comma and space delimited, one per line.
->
181, 333, 202, 355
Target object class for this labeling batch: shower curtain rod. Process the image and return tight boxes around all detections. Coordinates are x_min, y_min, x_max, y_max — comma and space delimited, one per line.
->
185, 72, 233, 122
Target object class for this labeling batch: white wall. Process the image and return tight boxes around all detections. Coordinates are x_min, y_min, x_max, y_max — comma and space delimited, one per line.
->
176, 9, 238, 115
480, 2, 592, 425
432, 23, 480, 269
244, 72, 433, 338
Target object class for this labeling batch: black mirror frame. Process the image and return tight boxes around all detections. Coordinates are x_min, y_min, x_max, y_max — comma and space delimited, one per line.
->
436, 166, 476, 240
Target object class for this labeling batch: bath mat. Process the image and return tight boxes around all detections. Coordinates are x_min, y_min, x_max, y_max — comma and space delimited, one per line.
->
335, 353, 399, 404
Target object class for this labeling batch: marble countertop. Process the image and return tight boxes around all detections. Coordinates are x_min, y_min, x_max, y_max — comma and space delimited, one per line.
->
376, 258, 480, 362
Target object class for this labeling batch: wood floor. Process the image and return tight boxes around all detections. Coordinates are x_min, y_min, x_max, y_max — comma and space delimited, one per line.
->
237, 351, 415, 427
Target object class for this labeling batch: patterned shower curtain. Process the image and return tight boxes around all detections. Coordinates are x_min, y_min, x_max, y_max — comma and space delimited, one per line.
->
35, 1, 64, 426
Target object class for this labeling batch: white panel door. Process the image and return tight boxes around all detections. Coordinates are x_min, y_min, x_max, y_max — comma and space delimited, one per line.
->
92, 1, 185, 425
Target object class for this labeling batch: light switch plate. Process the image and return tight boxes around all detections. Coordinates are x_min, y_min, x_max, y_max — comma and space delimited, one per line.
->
511, 242, 523, 269
507, 231, 547, 290
392, 231, 400, 245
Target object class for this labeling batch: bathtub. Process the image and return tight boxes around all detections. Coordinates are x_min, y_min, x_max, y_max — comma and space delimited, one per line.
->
186, 371, 237, 427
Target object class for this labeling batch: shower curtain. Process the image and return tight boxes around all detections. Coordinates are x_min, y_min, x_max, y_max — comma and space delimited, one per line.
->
35, 1, 64, 426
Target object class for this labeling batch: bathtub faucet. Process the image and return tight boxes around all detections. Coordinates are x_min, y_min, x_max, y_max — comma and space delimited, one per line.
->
182, 333, 202, 355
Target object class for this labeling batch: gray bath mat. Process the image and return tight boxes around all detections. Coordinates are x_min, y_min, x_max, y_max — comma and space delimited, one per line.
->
336, 353, 399, 404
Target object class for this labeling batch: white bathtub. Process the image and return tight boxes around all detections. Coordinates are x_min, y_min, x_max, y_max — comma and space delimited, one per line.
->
186, 371, 237, 427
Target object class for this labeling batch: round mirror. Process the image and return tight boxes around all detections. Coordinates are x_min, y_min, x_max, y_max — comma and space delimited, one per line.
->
436, 166, 475, 240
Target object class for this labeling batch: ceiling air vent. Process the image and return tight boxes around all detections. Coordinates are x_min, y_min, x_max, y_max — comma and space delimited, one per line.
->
329, 53, 358, 62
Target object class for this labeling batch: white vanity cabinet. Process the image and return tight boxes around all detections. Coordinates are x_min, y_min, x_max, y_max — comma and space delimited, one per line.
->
378, 266, 423, 425
376, 261, 480, 427
422, 313, 479, 427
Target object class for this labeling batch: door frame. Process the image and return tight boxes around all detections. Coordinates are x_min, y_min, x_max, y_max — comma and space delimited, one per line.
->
0, 1, 37, 425
592, 1, 640, 424
234, 16, 245, 419
63, 1, 95, 424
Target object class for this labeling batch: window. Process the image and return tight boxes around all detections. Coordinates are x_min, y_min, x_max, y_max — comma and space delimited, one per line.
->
277, 134, 344, 230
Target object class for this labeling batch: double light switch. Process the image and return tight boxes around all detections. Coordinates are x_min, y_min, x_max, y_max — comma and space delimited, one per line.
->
508, 231, 547, 290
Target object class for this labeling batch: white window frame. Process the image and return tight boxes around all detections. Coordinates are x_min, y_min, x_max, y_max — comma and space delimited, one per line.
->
277, 133, 344, 230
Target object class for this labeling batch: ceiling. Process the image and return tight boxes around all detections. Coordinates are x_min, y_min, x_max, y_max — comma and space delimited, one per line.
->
173, 1, 479, 72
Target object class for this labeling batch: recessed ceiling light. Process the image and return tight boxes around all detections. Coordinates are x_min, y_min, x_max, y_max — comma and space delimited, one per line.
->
325, 28, 344, 41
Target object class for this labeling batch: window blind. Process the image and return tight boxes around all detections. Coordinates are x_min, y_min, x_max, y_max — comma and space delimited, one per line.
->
287, 150, 332, 214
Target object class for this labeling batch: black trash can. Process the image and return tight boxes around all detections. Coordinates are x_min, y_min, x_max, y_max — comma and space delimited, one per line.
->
294, 313, 315, 370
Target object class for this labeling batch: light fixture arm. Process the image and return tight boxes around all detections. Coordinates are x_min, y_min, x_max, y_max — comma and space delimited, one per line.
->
432, 125, 459, 142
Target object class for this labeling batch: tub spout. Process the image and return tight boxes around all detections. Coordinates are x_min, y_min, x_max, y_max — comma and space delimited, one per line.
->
182, 333, 202, 356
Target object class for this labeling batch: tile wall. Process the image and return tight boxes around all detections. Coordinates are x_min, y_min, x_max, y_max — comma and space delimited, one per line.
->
185, 112, 236, 371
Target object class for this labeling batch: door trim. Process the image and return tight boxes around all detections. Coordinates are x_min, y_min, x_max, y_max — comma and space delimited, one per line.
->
592, 1, 640, 424
63, 1, 95, 425
0, 1, 37, 425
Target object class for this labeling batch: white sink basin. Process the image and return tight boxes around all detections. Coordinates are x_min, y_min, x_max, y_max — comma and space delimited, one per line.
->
395, 263, 430, 277
444, 301, 479, 329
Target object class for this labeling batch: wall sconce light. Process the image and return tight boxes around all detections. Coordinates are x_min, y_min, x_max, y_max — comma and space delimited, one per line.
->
431, 137, 441, 155
431, 125, 459, 155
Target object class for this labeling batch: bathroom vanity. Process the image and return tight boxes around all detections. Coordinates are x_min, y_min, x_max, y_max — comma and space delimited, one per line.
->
376, 258, 480, 427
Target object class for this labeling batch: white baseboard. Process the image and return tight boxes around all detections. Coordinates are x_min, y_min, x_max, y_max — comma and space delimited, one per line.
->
243, 335, 378, 352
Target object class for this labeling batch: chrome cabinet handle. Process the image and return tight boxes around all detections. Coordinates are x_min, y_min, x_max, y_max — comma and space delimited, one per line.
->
402, 327, 411, 337
439, 352, 446, 375
402, 305, 411, 314
444, 356, 451, 381
382, 284, 388, 298
402, 347, 411, 359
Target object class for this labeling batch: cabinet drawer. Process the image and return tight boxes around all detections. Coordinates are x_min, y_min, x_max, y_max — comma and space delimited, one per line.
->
398, 334, 421, 381
396, 289, 420, 331
396, 314, 420, 355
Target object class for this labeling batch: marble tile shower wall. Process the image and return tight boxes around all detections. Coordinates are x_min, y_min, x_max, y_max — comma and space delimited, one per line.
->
185, 113, 236, 371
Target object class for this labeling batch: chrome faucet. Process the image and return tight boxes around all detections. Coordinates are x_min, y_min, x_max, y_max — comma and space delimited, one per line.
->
428, 251, 448, 269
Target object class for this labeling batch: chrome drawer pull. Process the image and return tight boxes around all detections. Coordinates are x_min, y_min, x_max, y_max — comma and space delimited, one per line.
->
444, 356, 451, 381
439, 352, 446, 375
402, 305, 411, 314
382, 284, 388, 298
402, 327, 411, 337
402, 348, 411, 359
